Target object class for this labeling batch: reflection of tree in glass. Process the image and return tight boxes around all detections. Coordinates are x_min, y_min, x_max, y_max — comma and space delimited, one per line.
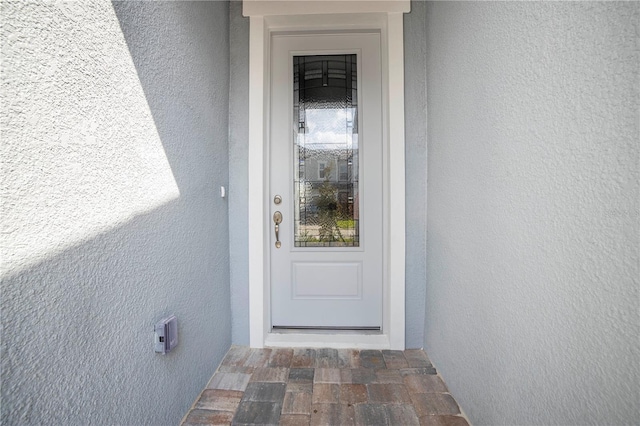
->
315, 164, 345, 243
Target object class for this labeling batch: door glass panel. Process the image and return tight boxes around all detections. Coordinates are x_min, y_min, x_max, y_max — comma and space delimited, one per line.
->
293, 54, 359, 247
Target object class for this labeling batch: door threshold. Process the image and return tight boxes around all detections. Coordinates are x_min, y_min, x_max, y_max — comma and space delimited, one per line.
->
272, 326, 382, 335
264, 330, 391, 349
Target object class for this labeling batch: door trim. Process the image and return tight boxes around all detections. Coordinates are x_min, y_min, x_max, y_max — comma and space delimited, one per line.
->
244, 2, 409, 350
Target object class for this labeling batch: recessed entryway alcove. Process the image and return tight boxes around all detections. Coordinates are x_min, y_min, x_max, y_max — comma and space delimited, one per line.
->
243, 0, 410, 349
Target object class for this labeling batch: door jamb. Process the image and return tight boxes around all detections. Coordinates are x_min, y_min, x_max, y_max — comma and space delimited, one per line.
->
244, 2, 409, 350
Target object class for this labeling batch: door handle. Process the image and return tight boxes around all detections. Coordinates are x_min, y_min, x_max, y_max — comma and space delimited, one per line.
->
273, 211, 283, 248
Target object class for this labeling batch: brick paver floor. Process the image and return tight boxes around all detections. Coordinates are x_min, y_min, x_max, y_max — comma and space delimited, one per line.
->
181, 347, 470, 426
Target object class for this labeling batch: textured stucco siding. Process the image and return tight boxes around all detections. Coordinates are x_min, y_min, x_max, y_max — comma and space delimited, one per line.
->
1, 1, 231, 424
228, 0, 251, 347
403, 0, 428, 349
424, 2, 639, 425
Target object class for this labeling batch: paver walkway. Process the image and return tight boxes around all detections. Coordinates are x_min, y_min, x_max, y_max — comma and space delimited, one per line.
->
182, 347, 469, 426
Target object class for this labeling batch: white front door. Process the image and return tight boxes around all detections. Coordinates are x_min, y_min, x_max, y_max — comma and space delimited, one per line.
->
270, 33, 383, 329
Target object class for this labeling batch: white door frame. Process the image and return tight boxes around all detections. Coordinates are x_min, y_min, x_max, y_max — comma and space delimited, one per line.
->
243, 1, 409, 350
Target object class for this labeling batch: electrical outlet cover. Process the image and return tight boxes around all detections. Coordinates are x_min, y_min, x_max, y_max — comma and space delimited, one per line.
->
154, 315, 178, 354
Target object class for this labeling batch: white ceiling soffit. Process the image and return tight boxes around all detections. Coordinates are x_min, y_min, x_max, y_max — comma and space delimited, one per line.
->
243, 0, 410, 17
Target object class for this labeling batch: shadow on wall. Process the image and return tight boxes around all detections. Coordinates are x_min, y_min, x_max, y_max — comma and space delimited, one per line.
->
1, 1, 231, 424
2, 198, 229, 424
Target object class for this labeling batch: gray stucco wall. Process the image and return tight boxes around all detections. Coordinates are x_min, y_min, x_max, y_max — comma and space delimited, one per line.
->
424, 2, 639, 424
1, 1, 231, 424
403, 0, 428, 349
227, 1, 429, 348
228, 0, 251, 346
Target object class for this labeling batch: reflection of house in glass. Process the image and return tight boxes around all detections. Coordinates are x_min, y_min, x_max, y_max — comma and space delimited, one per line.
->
293, 54, 360, 247
295, 147, 359, 247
